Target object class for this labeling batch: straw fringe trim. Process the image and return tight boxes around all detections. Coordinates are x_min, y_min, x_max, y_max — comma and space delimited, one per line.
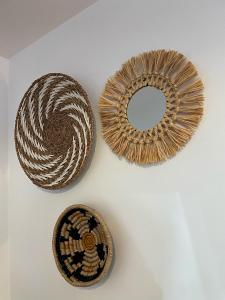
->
99, 50, 204, 164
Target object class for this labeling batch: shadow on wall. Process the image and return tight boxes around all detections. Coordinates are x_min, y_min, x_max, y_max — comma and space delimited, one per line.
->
47, 197, 163, 300
0, 76, 8, 246
80, 198, 162, 299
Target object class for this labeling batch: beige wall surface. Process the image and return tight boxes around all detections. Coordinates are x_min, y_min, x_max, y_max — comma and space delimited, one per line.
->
0, 56, 9, 300
6, 0, 225, 299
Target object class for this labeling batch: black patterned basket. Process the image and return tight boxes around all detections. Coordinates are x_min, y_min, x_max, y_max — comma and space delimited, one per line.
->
52, 205, 113, 287
15, 73, 95, 189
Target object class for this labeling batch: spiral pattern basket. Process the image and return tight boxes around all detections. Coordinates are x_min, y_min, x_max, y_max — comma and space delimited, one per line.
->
15, 73, 94, 189
52, 205, 113, 287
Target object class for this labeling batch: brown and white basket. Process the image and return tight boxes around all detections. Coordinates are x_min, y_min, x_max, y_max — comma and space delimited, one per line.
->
15, 73, 95, 189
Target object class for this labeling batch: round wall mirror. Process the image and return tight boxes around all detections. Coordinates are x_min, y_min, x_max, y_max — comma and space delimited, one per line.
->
99, 49, 204, 164
127, 86, 166, 130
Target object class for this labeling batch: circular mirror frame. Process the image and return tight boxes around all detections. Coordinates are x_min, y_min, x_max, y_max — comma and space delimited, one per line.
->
99, 50, 204, 164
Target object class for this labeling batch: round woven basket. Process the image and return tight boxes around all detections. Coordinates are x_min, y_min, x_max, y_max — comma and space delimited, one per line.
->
52, 204, 113, 287
15, 73, 95, 189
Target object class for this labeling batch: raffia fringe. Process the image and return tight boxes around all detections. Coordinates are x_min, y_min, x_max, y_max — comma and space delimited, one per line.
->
99, 50, 204, 164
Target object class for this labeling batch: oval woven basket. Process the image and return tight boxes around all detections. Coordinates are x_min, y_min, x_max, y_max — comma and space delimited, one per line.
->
15, 73, 95, 189
52, 204, 113, 287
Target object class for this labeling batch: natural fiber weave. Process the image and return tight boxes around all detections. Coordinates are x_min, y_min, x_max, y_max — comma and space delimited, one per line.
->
15, 73, 94, 189
52, 204, 113, 287
99, 50, 204, 164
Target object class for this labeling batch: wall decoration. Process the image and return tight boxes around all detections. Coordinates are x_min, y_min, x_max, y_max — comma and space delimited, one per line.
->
52, 204, 113, 287
15, 73, 94, 189
99, 50, 204, 164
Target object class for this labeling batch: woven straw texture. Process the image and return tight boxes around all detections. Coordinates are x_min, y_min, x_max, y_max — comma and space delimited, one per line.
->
52, 204, 113, 287
99, 50, 204, 164
15, 73, 94, 189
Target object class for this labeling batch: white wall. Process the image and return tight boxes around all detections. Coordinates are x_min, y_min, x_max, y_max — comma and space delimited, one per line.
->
8, 0, 225, 299
0, 56, 9, 300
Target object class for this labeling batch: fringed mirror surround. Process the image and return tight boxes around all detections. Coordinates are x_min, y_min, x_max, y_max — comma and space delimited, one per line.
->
52, 205, 113, 287
99, 50, 204, 164
15, 73, 95, 189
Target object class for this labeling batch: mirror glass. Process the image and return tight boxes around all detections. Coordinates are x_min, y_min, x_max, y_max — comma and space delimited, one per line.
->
127, 86, 167, 130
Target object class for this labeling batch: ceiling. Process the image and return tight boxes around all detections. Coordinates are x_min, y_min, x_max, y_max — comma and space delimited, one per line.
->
0, 0, 98, 58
